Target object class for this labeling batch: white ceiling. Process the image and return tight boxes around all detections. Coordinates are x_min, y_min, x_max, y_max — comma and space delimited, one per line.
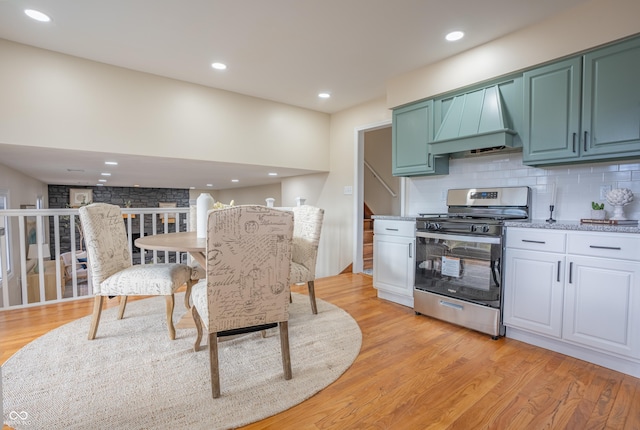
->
0, 0, 590, 190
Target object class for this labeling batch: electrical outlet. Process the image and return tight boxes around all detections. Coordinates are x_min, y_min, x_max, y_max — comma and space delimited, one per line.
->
600, 185, 612, 200
343, 185, 353, 195
441, 190, 447, 202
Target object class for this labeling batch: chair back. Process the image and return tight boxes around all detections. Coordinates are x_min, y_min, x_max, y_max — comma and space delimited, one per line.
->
205, 205, 293, 332
78, 203, 132, 291
291, 205, 324, 278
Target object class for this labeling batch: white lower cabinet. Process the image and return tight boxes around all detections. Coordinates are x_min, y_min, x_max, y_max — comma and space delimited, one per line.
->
563, 254, 640, 358
504, 248, 565, 338
504, 227, 640, 378
373, 219, 415, 308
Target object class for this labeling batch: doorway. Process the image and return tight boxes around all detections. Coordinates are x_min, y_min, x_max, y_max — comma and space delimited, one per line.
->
353, 120, 404, 274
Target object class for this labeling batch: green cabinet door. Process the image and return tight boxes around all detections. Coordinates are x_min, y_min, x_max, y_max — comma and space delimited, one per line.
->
522, 57, 582, 165
392, 99, 448, 176
523, 36, 640, 166
582, 37, 640, 159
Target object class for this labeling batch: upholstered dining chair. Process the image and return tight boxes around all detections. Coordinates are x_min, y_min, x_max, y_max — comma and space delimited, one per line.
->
79, 203, 194, 341
190, 205, 294, 398
290, 205, 324, 314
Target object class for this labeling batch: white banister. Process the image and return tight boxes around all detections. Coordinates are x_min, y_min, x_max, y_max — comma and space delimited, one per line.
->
0, 207, 190, 310
364, 160, 397, 198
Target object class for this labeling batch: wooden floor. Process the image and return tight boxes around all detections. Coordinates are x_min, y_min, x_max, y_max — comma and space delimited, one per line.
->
1, 273, 639, 429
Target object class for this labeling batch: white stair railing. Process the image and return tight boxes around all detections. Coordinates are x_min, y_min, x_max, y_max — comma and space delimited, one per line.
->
364, 160, 397, 197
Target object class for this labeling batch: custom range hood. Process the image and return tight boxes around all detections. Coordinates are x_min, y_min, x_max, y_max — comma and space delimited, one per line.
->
430, 85, 517, 155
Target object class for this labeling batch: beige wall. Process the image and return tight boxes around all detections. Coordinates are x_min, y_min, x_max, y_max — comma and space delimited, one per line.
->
190, 183, 281, 207
304, 98, 391, 276
0, 39, 330, 172
387, 0, 640, 108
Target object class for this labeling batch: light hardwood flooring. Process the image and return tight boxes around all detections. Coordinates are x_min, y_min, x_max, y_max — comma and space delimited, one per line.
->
1, 273, 639, 429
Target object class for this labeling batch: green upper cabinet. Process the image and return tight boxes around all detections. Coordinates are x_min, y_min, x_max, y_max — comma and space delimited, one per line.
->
582, 37, 640, 158
523, 36, 640, 166
392, 99, 448, 176
522, 57, 582, 164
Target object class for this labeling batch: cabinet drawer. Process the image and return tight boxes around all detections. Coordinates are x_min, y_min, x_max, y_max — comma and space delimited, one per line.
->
568, 232, 640, 261
374, 219, 415, 237
506, 228, 566, 253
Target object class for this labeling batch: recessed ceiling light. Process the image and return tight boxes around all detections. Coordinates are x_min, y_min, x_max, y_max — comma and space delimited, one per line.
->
206, 183, 213, 187
445, 31, 464, 42
25, 9, 51, 22
211, 62, 227, 70
134, 184, 140, 187
101, 172, 111, 176
231, 179, 239, 183
98, 179, 107, 182
105, 161, 118, 165
318, 92, 331, 99
96, 184, 104, 187
268, 172, 278, 176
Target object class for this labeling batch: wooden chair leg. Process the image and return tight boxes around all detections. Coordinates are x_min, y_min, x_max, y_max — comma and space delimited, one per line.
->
192, 306, 203, 352
184, 279, 195, 311
209, 332, 221, 398
165, 294, 176, 340
88, 296, 104, 340
117, 296, 128, 320
279, 321, 292, 380
308, 280, 318, 314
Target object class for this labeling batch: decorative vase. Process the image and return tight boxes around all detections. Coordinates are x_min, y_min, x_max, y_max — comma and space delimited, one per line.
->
196, 193, 215, 238
590, 209, 606, 220
605, 188, 634, 221
610, 205, 627, 221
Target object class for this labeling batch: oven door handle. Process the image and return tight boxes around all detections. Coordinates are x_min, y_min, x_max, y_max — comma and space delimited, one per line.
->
439, 300, 464, 311
415, 231, 501, 244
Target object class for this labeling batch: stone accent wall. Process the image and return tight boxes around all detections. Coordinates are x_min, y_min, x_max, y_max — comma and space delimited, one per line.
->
48, 185, 189, 260
48, 185, 189, 210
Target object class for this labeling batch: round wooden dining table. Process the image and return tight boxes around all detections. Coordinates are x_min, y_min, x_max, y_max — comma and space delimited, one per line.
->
135, 231, 206, 267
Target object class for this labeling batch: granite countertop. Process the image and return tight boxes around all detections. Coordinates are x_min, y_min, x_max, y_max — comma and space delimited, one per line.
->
505, 219, 640, 234
371, 215, 417, 221
370, 216, 640, 233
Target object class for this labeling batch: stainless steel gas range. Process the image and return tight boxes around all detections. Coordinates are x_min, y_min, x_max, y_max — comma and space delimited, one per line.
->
413, 186, 531, 338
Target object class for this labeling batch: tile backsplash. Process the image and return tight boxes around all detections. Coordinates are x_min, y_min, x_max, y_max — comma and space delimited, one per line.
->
406, 151, 640, 222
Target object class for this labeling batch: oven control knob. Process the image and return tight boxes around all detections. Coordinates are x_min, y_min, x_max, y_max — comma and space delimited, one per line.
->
427, 222, 440, 230
481, 225, 491, 233
470, 225, 478, 232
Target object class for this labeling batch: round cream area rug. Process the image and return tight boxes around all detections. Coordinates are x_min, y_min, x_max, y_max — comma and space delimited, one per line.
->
2, 292, 362, 429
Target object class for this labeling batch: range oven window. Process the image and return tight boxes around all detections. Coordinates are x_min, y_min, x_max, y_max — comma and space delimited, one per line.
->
415, 233, 502, 308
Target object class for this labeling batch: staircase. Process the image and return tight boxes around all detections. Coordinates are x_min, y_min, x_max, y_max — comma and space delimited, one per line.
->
363, 203, 374, 273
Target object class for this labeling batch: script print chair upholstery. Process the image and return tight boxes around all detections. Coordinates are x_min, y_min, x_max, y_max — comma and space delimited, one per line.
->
290, 205, 324, 314
79, 203, 194, 341
191, 205, 294, 398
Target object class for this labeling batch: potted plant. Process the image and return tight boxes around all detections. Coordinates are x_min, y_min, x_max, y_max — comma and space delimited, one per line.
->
591, 202, 605, 220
